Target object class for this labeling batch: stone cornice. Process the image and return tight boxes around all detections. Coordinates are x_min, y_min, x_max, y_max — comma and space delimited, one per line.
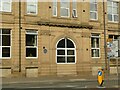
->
37, 21, 93, 29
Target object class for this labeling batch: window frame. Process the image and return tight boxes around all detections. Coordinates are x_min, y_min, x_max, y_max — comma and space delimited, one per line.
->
56, 38, 76, 64
53, 0, 57, 16
72, 9, 77, 18
26, 30, 38, 59
0, 29, 11, 59
107, 0, 119, 23
91, 34, 100, 58
26, 0, 38, 15
72, 0, 77, 18
0, 0, 12, 12
90, 0, 98, 20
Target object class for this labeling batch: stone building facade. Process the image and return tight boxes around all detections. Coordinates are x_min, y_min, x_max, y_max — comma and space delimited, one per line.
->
0, 0, 120, 77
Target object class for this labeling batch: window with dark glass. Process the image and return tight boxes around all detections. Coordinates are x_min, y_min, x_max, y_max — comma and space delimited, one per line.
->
108, 35, 120, 40
57, 38, 76, 63
26, 30, 37, 58
0, 29, 11, 58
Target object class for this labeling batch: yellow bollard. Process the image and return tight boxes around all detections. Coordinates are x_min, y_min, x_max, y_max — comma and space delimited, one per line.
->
97, 68, 104, 86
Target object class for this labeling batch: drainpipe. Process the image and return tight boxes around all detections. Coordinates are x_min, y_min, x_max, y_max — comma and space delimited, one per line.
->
19, 0, 21, 72
103, 0, 107, 71
119, 3, 120, 58
118, 37, 120, 57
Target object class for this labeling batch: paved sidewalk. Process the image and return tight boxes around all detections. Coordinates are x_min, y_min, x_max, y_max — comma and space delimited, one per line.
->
1, 74, 118, 84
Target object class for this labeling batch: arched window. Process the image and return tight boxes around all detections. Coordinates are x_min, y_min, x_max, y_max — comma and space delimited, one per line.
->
56, 38, 76, 63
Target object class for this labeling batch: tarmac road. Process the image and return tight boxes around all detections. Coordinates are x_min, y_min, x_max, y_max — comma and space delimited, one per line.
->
1, 77, 119, 90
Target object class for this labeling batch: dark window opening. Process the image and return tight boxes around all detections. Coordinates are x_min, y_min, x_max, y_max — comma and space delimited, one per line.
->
57, 39, 65, 48
2, 30, 10, 34
2, 35, 10, 46
57, 50, 65, 55
26, 48, 36, 57
2, 47, 10, 57
67, 57, 75, 63
109, 35, 113, 39
67, 50, 74, 55
26, 35, 37, 46
57, 57, 65, 63
67, 39, 74, 48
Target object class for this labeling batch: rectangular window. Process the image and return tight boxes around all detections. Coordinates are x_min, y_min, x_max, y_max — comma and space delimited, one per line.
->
26, 30, 38, 58
53, 0, 57, 16
27, 0, 37, 14
107, 0, 119, 22
72, 0, 77, 18
90, 0, 98, 20
91, 34, 100, 58
60, 0, 70, 17
0, 0, 12, 12
0, 29, 11, 59
108, 35, 120, 40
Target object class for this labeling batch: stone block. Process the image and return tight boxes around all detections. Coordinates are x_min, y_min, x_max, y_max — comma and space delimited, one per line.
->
26, 68, 38, 77
0, 69, 11, 77
57, 64, 76, 75
110, 67, 117, 74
